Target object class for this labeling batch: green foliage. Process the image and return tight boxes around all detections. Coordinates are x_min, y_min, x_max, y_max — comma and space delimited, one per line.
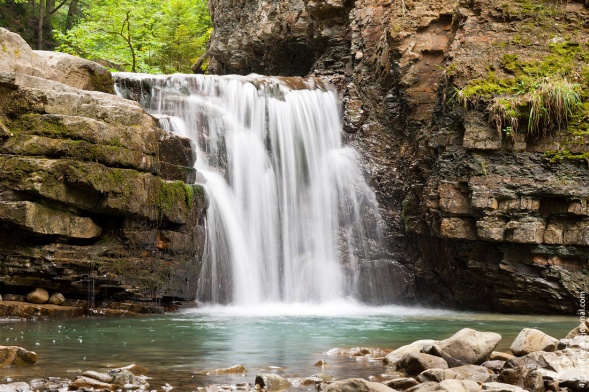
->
54, 0, 211, 73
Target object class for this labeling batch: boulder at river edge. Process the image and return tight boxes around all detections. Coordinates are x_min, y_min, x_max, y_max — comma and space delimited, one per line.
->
0, 346, 37, 368
509, 328, 559, 356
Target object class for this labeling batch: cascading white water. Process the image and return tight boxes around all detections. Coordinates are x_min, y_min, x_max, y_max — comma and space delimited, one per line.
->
114, 73, 385, 306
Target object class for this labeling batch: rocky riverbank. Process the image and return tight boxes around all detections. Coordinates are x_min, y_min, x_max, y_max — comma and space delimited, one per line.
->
1, 322, 587, 391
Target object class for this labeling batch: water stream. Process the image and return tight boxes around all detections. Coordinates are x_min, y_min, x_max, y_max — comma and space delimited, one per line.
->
114, 73, 389, 306
0, 309, 578, 390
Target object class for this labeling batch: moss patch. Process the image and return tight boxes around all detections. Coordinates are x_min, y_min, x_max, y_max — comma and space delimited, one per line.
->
453, 42, 587, 138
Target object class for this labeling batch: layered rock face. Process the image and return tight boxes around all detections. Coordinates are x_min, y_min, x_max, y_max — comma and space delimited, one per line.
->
207, 0, 589, 313
0, 28, 206, 314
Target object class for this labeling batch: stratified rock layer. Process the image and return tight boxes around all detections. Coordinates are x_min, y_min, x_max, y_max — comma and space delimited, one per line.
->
206, 0, 589, 313
0, 27, 205, 315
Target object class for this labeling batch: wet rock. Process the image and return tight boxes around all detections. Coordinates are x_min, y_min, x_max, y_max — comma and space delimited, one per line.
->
110, 369, 134, 386
435, 328, 502, 366
208, 364, 246, 374
81, 370, 114, 383
0, 382, 31, 392
384, 340, 437, 367
382, 378, 419, 390
315, 359, 328, 367
302, 374, 334, 385
256, 374, 290, 391
25, 288, 49, 304
29, 377, 71, 391
323, 378, 397, 392
47, 292, 65, 305
398, 352, 449, 375
0, 345, 37, 368
509, 328, 558, 356
115, 364, 148, 375
70, 376, 115, 390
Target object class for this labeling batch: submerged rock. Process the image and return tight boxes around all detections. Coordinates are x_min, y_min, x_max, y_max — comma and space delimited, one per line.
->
327, 347, 390, 358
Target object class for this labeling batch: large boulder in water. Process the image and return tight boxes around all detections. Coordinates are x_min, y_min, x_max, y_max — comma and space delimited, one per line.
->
434, 328, 502, 366
384, 339, 437, 367
0, 346, 37, 368
509, 328, 558, 356
398, 352, 448, 375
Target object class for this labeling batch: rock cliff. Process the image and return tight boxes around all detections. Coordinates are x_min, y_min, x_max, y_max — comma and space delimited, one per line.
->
0, 28, 206, 316
206, 0, 589, 313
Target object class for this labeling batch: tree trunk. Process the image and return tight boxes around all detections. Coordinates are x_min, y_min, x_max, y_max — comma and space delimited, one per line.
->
37, 0, 44, 49
65, 0, 79, 30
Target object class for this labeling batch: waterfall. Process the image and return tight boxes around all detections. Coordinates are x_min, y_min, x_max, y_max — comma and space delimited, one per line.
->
114, 73, 387, 306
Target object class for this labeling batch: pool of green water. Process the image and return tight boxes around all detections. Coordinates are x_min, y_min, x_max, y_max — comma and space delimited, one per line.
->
0, 302, 579, 390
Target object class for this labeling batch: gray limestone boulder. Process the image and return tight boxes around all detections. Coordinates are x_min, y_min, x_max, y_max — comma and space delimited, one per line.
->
509, 328, 558, 356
